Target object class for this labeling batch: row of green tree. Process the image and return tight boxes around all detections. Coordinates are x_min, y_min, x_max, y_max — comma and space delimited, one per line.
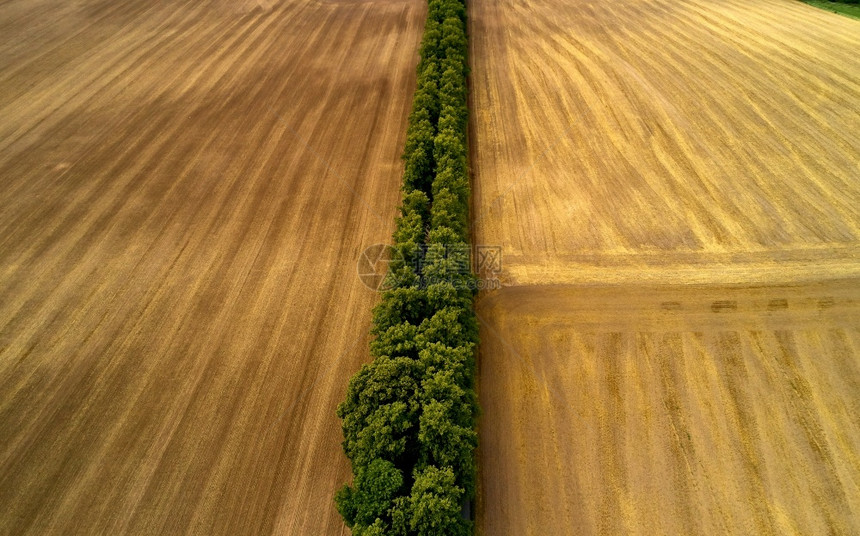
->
336, 1, 477, 534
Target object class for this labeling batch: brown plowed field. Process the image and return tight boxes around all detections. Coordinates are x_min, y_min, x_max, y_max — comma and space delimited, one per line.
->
0, 0, 423, 533
469, 0, 860, 534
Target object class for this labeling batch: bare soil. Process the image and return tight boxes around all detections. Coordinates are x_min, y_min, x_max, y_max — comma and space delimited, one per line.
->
0, 0, 424, 533
469, 0, 860, 534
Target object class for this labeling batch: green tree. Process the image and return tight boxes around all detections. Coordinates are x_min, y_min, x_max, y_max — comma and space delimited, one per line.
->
403, 119, 436, 194
371, 287, 428, 334
418, 306, 474, 348
409, 465, 471, 536
371, 321, 422, 359
336, 458, 404, 531
338, 1, 477, 531
418, 367, 478, 494
418, 342, 475, 389
433, 127, 467, 178
338, 356, 423, 467
430, 188, 468, 236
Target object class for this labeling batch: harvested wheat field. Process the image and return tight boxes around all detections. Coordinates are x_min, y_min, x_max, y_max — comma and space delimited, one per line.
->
469, 0, 860, 534
0, 0, 424, 533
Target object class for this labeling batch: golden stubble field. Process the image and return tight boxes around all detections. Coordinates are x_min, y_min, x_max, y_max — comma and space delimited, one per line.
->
469, 0, 860, 534
0, 0, 423, 533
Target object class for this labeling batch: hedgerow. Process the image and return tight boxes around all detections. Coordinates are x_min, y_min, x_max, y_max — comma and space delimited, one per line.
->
336, 1, 476, 534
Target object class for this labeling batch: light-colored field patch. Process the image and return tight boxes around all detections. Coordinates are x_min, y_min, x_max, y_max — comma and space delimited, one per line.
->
0, 0, 424, 533
469, 0, 860, 533
470, 0, 860, 274
478, 282, 860, 535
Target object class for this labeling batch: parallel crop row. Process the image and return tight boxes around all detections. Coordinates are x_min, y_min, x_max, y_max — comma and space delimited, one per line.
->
336, 1, 477, 534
